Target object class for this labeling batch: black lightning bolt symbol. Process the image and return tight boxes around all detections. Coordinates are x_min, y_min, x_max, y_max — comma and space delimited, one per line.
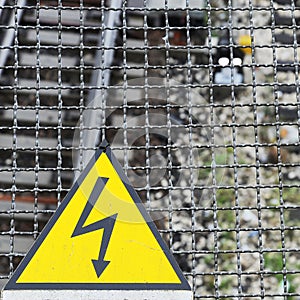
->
71, 177, 117, 278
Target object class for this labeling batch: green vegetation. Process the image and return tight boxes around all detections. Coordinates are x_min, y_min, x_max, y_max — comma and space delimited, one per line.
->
218, 210, 236, 230
204, 254, 215, 266
264, 251, 297, 298
198, 149, 232, 184
219, 275, 234, 291
198, 166, 211, 180
216, 188, 235, 207
264, 252, 283, 273
282, 187, 300, 204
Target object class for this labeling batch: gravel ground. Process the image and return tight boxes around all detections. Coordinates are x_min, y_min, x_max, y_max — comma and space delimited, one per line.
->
134, 1, 300, 298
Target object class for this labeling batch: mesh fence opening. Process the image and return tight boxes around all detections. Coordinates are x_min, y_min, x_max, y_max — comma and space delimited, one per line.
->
0, 0, 300, 298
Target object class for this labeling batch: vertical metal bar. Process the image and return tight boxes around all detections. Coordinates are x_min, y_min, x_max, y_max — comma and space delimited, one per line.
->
185, 0, 196, 295
0, 0, 6, 19
33, 0, 40, 240
206, 0, 220, 298
0, 0, 25, 78
228, 1, 242, 298
144, 0, 150, 212
76, 0, 122, 178
57, 0, 63, 206
291, 0, 300, 147
9, 0, 19, 277
122, 0, 128, 174
78, 0, 85, 175
248, 0, 265, 298
164, 0, 173, 255
270, 1, 288, 297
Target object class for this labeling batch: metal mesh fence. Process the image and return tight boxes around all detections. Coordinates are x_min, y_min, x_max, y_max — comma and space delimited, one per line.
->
0, 0, 300, 298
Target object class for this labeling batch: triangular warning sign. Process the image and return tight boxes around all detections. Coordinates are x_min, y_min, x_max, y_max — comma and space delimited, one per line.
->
2, 141, 192, 300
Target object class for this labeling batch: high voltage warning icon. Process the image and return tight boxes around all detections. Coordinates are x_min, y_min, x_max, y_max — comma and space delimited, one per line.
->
2, 141, 192, 300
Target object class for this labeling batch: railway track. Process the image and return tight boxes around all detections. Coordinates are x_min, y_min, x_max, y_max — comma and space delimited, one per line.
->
0, 0, 113, 279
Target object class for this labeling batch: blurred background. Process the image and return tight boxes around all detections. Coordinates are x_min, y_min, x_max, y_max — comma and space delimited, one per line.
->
0, 0, 300, 298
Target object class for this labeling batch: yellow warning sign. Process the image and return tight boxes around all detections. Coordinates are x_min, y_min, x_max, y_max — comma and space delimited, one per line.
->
3, 141, 190, 292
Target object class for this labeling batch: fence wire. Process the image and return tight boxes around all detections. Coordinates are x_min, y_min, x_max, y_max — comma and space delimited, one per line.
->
0, 0, 300, 299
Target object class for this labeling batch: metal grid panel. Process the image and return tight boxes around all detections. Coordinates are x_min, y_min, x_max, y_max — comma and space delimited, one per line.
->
0, 0, 300, 298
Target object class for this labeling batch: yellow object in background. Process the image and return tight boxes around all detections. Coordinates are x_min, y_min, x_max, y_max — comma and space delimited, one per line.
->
239, 34, 252, 55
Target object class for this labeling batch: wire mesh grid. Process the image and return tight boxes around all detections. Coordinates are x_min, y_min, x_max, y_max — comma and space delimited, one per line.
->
0, 0, 300, 298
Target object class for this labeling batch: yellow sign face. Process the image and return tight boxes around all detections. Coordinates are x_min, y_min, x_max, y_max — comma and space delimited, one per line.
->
4, 142, 190, 291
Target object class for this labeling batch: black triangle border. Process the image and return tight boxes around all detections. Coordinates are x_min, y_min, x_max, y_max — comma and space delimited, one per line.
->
4, 142, 191, 291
